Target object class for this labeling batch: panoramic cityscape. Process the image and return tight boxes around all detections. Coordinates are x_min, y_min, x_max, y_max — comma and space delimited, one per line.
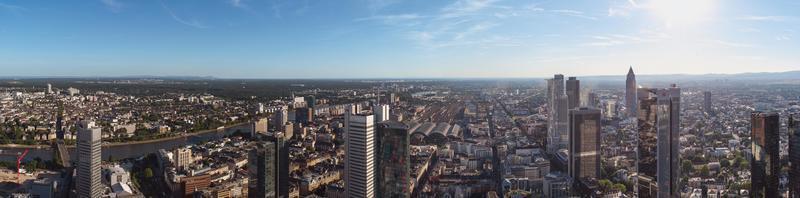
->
2, 0, 800, 198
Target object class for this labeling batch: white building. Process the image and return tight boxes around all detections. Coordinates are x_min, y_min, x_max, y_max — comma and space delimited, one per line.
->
344, 110, 376, 198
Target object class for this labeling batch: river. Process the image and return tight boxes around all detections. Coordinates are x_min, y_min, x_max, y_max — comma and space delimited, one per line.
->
0, 123, 253, 162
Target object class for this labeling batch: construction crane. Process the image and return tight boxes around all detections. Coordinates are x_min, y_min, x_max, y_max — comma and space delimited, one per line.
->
17, 149, 28, 182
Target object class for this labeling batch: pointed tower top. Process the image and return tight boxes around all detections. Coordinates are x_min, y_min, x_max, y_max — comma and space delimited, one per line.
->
628, 66, 633, 73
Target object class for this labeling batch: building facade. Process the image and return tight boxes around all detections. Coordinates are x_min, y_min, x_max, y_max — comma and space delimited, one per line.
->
790, 114, 800, 198
77, 120, 103, 198
751, 112, 779, 198
626, 67, 637, 117
566, 77, 580, 110
376, 121, 410, 198
568, 107, 601, 182
345, 111, 376, 198
636, 85, 680, 198
248, 134, 289, 198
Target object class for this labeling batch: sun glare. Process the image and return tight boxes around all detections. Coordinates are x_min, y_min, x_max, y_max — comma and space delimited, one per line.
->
650, 0, 716, 27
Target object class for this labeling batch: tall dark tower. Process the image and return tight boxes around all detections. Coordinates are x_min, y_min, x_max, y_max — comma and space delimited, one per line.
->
566, 77, 580, 110
626, 66, 637, 117
636, 85, 680, 198
751, 112, 779, 198
703, 91, 712, 115
376, 121, 411, 198
248, 134, 289, 198
790, 114, 800, 198
569, 107, 601, 182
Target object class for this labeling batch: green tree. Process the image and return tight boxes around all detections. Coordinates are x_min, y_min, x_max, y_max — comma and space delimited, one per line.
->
682, 160, 693, 175
144, 168, 154, 178
612, 183, 626, 192
700, 165, 710, 177
720, 159, 730, 168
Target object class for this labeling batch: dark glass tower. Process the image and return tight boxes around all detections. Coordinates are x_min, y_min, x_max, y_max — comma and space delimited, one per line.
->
791, 114, 800, 198
750, 112, 779, 198
636, 85, 680, 198
569, 107, 601, 182
248, 134, 289, 198
703, 91, 712, 114
566, 77, 580, 110
376, 121, 411, 198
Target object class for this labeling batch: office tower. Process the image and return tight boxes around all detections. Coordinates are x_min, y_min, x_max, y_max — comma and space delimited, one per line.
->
56, 106, 64, 140
46, 83, 52, 94
569, 107, 601, 182
345, 111, 376, 198
376, 121, 411, 198
703, 91, 712, 114
636, 85, 680, 198
790, 114, 800, 198
295, 107, 313, 124
626, 66, 637, 117
76, 120, 102, 198
272, 106, 288, 130
751, 112, 779, 198
586, 92, 598, 108
305, 95, 316, 108
374, 104, 390, 123
248, 134, 289, 198
174, 147, 193, 171
547, 74, 569, 154
566, 77, 580, 110
252, 118, 269, 137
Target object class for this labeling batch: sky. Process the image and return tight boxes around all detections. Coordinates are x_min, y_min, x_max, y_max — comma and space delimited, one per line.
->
0, 0, 799, 78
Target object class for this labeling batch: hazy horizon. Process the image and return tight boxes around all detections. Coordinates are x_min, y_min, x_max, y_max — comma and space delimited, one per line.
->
1, 0, 799, 78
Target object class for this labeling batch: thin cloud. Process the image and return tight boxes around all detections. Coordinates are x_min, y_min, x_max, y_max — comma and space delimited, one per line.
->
737, 15, 796, 22
710, 40, 753, 48
229, 0, 245, 8
439, 0, 500, 19
101, 0, 123, 12
158, 0, 209, 29
0, 3, 26, 13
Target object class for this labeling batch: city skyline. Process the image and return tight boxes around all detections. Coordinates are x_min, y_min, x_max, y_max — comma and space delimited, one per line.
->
1, 0, 799, 78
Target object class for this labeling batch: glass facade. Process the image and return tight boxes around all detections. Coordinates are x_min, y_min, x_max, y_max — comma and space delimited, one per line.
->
377, 121, 411, 198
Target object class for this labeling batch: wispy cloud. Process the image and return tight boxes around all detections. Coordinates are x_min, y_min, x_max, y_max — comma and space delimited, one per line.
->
229, 0, 245, 8
354, 14, 425, 24
365, 0, 401, 13
551, 9, 597, 20
439, 0, 500, 19
737, 15, 796, 22
0, 3, 26, 13
709, 40, 753, 48
158, 0, 209, 29
584, 30, 670, 47
776, 35, 791, 41
101, 0, 123, 12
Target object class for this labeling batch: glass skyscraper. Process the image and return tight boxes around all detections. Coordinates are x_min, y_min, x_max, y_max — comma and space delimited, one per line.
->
376, 121, 411, 198
751, 112, 779, 198
636, 85, 680, 198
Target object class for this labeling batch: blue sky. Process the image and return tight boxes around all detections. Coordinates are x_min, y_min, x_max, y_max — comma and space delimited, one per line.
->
0, 0, 798, 78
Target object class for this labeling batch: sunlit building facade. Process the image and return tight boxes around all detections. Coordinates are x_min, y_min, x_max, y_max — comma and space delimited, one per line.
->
636, 85, 680, 198
751, 112, 779, 198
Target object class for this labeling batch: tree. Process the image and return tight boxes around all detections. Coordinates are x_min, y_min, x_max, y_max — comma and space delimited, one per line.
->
720, 159, 730, 168
598, 179, 613, 191
682, 160, 693, 175
700, 165, 710, 177
144, 168, 154, 178
612, 183, 626, 192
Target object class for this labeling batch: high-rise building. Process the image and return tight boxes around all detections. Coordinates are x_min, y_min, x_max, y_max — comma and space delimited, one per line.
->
626, 66, 637, 117
751, 112, 780, 198
272, 106, 288, 130
547, 74, 569, 154
46, 83, 52, 94
376, 121, 410, 198
586, 92, 598, 108
295, 107, 313, 124
76, 120, 102, 198
566, 77, 580, 110
703, 91, 712, 114
790, 114, 800, 198
248, 134, 289, 198
252, 118, 269, 137
345, 111, 376, 198
174, 147, 193, 171
636, 85, 680, 198
569, 107, 601, 182
374, 104, 390, 123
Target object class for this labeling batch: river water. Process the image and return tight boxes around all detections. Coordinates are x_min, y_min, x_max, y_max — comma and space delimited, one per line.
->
0, 124, 252, 162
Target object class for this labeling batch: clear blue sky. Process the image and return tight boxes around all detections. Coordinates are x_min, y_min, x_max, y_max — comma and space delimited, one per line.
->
1, 0, 798, 78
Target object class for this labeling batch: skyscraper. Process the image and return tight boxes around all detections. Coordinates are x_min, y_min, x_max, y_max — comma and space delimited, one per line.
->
547, 74, 569, 154
636, 85, 680, 198
376, 121, 410, 198
586, 92, 598, 108
751, 112, 779, 198
374, 104, 390, 123
566, 77, 580, 110
248, 133, 289, 198
345, 111, 376, 198
703, 91, 712, 114
76, 120, 102, 198
626, 66, 637, 117
790, 114, 800, 198
568, 107, 601, 182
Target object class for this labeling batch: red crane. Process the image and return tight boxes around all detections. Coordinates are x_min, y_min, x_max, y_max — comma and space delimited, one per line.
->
16, 149, 29, 181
